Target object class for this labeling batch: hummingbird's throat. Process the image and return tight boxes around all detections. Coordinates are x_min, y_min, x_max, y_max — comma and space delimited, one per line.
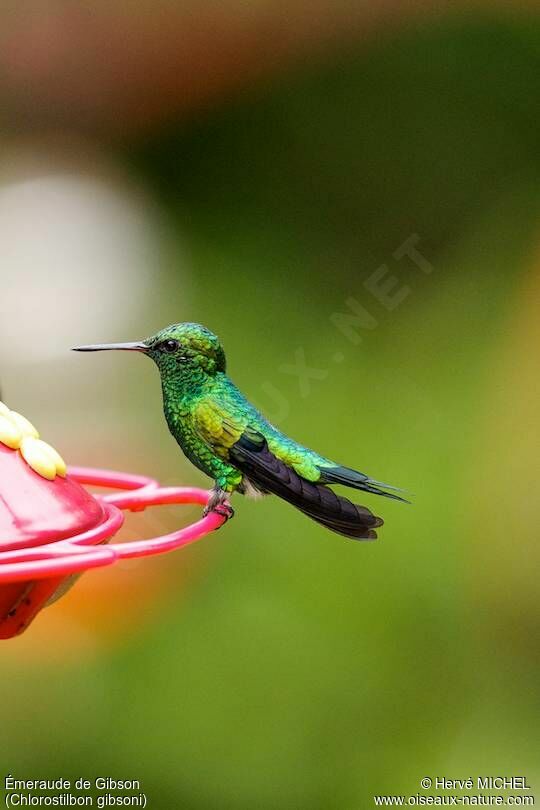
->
160, 363, 209, 412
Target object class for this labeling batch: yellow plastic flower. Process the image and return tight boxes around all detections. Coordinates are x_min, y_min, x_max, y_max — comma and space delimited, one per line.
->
0, 401, 67, 481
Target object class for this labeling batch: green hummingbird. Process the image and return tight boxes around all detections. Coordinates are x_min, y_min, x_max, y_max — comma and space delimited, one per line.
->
73, 323, 406, 540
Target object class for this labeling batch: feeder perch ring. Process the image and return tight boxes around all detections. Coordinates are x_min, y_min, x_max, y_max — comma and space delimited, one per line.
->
0, 465, 228, 639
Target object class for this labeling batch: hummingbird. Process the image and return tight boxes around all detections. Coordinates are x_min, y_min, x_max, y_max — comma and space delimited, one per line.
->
73, 323, 407, 540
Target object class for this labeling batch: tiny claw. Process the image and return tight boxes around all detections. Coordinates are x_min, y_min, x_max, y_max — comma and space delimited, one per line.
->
204, 502, 235, 523
204, 487, 234, 523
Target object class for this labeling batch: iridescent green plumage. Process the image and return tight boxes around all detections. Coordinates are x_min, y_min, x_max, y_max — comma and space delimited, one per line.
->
150, 324, 328, 492
74, 323, 406, 540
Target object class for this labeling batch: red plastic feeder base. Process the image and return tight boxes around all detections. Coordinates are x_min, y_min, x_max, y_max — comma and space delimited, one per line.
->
0, 467, 226, 639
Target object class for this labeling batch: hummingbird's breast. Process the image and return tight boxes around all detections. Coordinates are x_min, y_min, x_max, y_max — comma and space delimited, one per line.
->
163, 399, 206, 470
162, 393, 240, 489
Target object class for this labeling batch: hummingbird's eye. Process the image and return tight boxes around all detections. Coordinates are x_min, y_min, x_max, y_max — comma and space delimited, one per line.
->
160, 339, 179, 353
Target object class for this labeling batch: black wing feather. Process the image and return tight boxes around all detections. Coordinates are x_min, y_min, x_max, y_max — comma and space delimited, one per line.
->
320, 465, 409, 503
230, 434, 383, 540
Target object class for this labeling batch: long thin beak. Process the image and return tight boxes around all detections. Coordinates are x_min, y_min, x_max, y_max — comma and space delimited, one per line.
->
72, 341, 148, 353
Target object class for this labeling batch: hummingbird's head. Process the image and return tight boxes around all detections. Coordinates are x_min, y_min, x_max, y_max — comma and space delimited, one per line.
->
73, 322, 226, 377
145, 323, 226, 376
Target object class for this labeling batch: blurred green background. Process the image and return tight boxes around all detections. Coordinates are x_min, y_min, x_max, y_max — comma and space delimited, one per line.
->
1, 4, 539, 808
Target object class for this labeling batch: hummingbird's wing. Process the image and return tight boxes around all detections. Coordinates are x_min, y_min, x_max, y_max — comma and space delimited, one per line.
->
194, 399, 383, 540
229, 433, 383, 541
194, 399, 248, 456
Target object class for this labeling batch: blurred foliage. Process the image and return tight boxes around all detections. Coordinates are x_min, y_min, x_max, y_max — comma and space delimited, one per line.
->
2, 15, 540, 809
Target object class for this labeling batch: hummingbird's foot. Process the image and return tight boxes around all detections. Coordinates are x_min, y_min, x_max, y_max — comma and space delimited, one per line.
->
210, 502, 235, 522
204, 488, 234, 523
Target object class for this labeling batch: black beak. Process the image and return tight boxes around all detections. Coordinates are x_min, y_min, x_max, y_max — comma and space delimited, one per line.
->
72, 341, 148, 353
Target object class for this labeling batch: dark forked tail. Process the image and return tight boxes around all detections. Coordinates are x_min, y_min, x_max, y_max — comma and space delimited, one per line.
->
293, 484, 383, 540
230, 436, 383, 540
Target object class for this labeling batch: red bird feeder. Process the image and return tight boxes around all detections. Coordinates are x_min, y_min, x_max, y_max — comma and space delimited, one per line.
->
0, 402, 227, 639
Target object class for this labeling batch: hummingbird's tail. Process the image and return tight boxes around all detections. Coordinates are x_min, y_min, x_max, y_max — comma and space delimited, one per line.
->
294, 487, 383, 540
320, 465, 410, 503
231, 436, 383, 540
